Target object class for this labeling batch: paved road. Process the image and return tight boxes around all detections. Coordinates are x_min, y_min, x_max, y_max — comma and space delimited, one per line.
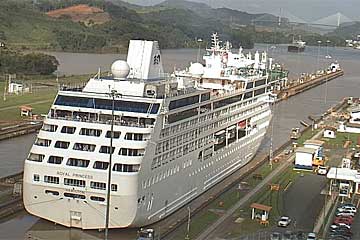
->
282, 174, 327, 231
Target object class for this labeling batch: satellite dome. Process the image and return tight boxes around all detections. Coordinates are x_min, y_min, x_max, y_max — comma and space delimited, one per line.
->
111, 60, 130, 79
189, 62, 204, 76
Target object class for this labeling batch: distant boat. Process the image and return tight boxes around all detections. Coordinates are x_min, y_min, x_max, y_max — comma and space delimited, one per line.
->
325, 55, 332, 59
288, 37, 306, 53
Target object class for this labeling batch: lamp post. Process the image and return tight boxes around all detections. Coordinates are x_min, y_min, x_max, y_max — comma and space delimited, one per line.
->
316, 40, 322, 73
185, 206, 191, 240
196, 38, 203, 62
104, 89, 118, 240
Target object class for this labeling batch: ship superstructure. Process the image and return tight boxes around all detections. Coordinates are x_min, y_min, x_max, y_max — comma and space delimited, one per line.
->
23, 34, 276, 229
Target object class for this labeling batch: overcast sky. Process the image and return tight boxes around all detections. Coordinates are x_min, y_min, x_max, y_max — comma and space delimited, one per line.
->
124, 0, 360, 22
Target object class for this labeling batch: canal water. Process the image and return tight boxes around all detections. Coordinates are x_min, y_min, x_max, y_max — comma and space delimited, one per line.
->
0, 45, 359, 239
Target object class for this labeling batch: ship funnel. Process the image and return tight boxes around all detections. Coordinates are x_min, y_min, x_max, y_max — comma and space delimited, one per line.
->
126, 40, 164, 80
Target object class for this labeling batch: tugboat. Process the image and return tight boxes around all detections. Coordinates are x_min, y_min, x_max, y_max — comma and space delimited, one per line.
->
288, 36, 306, 53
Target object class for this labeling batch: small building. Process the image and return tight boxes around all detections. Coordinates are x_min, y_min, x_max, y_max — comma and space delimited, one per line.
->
8, 82, 23, 94
323, 127, 336, 139
304, 139, 324, 165
20, 105, 33, 117
294, 147, 316, 170
327, 167, 360, 198
250, 203, 272, 223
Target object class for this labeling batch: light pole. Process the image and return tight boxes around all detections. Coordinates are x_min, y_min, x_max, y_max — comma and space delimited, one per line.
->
316, 40, 322, 74
185, 206, 191, 240
196, 38, 203, 62
324, 40, 330, 105
104, 89, 118, 240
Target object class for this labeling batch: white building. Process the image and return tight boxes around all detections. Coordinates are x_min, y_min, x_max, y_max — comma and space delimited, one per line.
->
323, 128, 336, 139
294, 147, 316, 170
327, 167, 360, 198
304, 139, 324, 160
338, 106, 360, 133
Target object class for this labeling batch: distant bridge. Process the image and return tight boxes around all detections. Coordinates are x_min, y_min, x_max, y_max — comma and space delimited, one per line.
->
252, 10, 354, 28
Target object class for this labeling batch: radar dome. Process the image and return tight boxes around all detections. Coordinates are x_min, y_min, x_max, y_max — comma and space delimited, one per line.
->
111, 60, 130, 79
189, 62, 204, 76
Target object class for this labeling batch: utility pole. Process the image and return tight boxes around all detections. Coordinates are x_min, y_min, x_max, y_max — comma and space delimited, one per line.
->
104, 88, 117, 240
185, 206, 191, 240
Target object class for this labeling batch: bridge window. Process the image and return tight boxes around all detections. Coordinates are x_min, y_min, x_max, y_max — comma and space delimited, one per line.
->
255, 79, 266, 87
64, 178, 85, 187
90, 181, 106, 190
44, 175, 59, 184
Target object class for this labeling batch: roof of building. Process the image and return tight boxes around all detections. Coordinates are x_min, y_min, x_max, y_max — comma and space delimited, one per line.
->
250, 203, 272, 212
304, 139, 324, 146
326, 167, 360, 182
324, 126, 337, 131
295, 147, 316, 154
347, 122, 360, 128
19, 105, 33, 111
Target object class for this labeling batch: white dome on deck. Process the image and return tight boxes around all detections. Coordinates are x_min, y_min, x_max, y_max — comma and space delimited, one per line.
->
189, 62, 204, 76
111, 60, 130, 79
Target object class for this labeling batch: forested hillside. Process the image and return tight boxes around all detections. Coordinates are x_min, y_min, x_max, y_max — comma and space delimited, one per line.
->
0, 0, 348, 52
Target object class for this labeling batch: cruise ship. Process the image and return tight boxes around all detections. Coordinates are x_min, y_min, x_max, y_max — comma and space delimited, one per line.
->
23, 34, 277, 229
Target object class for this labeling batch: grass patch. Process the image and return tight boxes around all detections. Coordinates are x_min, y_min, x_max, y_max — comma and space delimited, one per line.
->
297, 128, 321, 145
322, 132, 359, 149
0, 74, 90, 121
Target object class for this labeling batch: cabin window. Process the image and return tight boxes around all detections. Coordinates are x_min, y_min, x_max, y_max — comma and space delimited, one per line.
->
113, 163, 140, 172
99, 146, 115, 154
105, 131, 121, 139
80, 128, 102, 137
48, 156, 63, 164
28, 153, 45, 162
42, 124, 58, 132
61, 126, 76, 134
73, 143, 96, 152
35, 138, 51, 147
66, 158, 90, 168
125, 133, 143, 141
54, 141, 70, 149
255, 79, 266, 87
